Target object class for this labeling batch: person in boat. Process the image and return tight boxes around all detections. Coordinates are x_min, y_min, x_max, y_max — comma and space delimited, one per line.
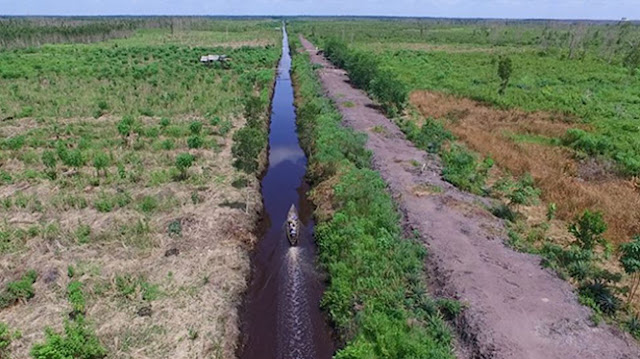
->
288, 213, 298, 237
287, 205, 299, 245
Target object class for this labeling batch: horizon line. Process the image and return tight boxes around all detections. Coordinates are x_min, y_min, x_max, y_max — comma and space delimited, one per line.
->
0, 14, 637, 22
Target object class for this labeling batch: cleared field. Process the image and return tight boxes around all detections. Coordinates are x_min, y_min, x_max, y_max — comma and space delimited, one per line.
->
0, 20, 279, 358
293, 18, 640, 339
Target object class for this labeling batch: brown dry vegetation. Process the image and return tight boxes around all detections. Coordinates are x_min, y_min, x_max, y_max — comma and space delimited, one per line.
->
410, 90, 640, 244
0, 114, 262, 358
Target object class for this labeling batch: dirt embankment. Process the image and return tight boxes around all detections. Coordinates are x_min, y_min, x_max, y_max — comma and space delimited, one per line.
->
300, 35, 640, 359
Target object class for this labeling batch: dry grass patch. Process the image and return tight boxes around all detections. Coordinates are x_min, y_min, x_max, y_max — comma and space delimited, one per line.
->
410, 90, 640, 244
0, 114, 262, 358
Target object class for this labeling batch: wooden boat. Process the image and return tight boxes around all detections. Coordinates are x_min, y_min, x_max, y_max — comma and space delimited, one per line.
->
286, 204, 300, 246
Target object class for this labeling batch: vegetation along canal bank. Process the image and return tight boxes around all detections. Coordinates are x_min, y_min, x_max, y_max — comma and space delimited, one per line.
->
297, 33, 640, 358
293, 18, 640, 344
290, 36, 456, 358
0, 18, 280, 359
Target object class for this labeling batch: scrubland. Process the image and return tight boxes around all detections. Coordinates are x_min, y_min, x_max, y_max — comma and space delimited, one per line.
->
0, 18, 279, 359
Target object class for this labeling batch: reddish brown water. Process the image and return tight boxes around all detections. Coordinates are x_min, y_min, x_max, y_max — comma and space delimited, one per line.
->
238, 26, 335, 359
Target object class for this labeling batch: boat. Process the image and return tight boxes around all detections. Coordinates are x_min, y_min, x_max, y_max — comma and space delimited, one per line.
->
286, 204, 300, 246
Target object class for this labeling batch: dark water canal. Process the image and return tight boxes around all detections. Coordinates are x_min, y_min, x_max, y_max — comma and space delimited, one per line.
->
238, 25, 334, 359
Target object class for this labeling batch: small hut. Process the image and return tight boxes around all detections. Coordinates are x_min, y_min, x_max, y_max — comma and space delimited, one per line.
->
200, 54, 229, 66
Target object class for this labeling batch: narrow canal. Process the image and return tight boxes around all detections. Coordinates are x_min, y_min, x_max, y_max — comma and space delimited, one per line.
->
239, 25, 334, 359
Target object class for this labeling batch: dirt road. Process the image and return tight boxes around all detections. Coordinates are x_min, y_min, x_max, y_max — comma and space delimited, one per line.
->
299, 36, 640, 359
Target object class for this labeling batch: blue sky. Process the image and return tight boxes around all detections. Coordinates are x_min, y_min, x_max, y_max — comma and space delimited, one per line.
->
0, 0, 638, 20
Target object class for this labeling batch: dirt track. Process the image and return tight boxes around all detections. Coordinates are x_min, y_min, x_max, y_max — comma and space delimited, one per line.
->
300, 36, 640, 359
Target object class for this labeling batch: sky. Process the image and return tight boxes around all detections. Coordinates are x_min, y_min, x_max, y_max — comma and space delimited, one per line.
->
0, 0, 638, 20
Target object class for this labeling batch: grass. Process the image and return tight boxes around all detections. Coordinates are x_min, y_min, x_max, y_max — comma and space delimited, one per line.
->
294, 17, 640, 343
0, 270, 37, 309
294, 19, 640, 175
0, 18, 277, 359
292, 37, 454, 358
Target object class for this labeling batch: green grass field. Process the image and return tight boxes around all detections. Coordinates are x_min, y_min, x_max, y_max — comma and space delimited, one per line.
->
293, 19, 640, 175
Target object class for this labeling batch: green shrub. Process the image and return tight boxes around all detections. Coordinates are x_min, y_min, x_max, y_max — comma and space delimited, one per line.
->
231, 177, 248, 189
161, 139, 175, 150
244, 95, 265, 125
42, 150, 57, 179
619, 235, 640, 305
218, 120, 233, 136
370, 68, 408, 115
497, 56, 513, 95
175, 153, 194, 180
0, 322, 12, 357
117, 115, 134, 143
75, 224, 91, 244
30, 317, 107, 359
67, 281, 85, 316
323, 38, 408, 116
159, 117, 171, 128
3, 136, 25, 151
0, 270, 37, 309
187, 135, 203, 149
138, 196, 158, 213
92, 152, 109, 177
441, 144, 493, 195
402, 117, 454, 153
569, 210, 607, 252
209, 116, 221, 126
189, 121, 203, 135
94, 195, 113, 213
0, 171, 12, 185
232, 127, 266, 173
167, 220, 182, 237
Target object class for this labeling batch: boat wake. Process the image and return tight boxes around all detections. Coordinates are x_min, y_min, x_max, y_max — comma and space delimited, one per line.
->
277, 247, 316, 359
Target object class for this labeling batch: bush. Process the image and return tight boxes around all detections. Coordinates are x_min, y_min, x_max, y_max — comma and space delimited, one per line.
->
243, 95, 265, 126
619, 235, 640, 305
369, 68, 408, 115
30, 317, 107, 359
569, 210, 607, 252
323, 38, 408, 116
167, 220, 182, 237
189, 121, 202, 135
402, 117, 454, 153
0, 270, 37, 309
232, 127, 266, 173
138, 196, 158, 213
117, 115, 135, 143
497, 56, 513, 95
441, 144, 493, 195
92, 152, 109, 177
161, 139, 175, 150
159, 117, 170, 128
175, 153, 194, 180
67, 281, 86, 317
218, 120, 233, 136
0, 322, 12, 357
42, 150, 57, 178
187, 135, 203, 149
